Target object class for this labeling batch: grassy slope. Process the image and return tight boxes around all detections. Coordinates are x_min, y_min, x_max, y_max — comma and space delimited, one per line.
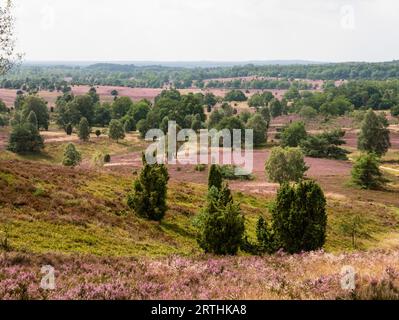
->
1, 157, 398, 258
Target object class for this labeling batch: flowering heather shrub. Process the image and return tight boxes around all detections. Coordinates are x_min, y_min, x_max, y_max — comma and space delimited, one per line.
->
1, 250, 399, 300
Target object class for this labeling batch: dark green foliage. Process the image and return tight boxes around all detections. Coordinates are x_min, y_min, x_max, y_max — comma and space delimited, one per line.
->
281, 121, 307, 147
78, 117, 90, 141
7, 122, 44, 154
351, 153, 387, 189
104, 154, 111, 163
320, 96, 353, 116
21, 96, 49, 130
62, 143, 82, 167
204, 93, 217, 107
300, 130, 349, 160
123, 116, 136, 132
246, 114, 268, 146
265, 147, 309, 184
94, 102, 111, 127
391, 105, 399, 117
358, 110, 391, 156
112, 96, 133, 119
224, 90, 247, 102
270, 99, 283, 118
127, 156, 169, 221
66, 123, 73, 135
208, 164, 223, 190
259, 107, 271, 125
256, 216, 278, 254
271, 181, 327, 254
196, 184, 245, 255
108, 119, 125, 142
95, 129, 101, 137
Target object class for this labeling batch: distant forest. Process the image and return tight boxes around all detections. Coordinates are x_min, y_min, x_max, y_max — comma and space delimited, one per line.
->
2, 60, 399, 91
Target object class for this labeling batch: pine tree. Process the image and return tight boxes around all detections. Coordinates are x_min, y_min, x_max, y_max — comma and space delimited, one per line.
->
127, 156, 169, 221
271, 181, 327, 254
208, 164, 223, 190
62, 143, 82, 167
78, 117, 90, 141
196, 183, 245, 255
7, 123, 44, 153
351, 153, 387, 189
358, 109, 391, 156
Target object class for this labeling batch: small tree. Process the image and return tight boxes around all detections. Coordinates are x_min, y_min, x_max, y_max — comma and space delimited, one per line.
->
265, 147, 309, 184
95, 129, 101, 137
66, 123, 73, 135
62, 143, 82, 167
196, 184, 245, 255
281, 121, 307, 147
78, 117, 90, 141
108, 119, 125, 142
127, 156, 169, 221
246, 113, 268, 146
358, 109, 391, 156
351, 153, 387, 189
272, 181, 327, 254
208, 164, 223, 190
7, 123, 44, 154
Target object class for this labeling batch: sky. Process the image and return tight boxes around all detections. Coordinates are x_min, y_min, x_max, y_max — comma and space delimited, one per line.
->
8, 0, 399, 62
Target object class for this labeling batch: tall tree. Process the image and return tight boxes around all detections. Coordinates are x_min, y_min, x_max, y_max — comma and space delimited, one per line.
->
78, 117, 90, 141
358, 110, 391, 156
21, 96, 50, 130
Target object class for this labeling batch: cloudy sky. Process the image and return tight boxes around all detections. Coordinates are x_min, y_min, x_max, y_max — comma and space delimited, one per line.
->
10, 0, 399, 62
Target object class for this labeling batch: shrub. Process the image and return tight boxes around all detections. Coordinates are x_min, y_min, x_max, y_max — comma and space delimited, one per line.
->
271, 181, 327, 254
7, 123, 44, 154
109, 119, 125, 142
127, 156, 169, 221
300, 130, 349, 160
104, 154, 111, 163
351, 153, 387, 189
224, 90, 247, 102
196, 184, 245, 255
265, 147, 309, 184
358, 109, 391, 156
208, 164, 223, 190
95, 129, 101, 137
391, 105, 399, 117
246, 114, 268, 146
281, 121, 307, 147
78, 117, 90, 141
66, 123, 73, 135
62, 143, 82, 167
299, 106, 318, 119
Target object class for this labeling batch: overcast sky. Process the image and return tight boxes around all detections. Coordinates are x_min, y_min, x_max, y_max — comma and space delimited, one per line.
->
9, 0, 399, 62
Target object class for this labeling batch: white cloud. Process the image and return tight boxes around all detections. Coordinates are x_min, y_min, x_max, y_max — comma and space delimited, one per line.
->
11, 0, 399, 62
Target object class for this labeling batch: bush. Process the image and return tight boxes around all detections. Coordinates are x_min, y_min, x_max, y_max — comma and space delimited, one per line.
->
246, 114, 268, 146
299, 106, 318, 119
220, 165, 254, 181
104, 154, 111, 163
78, 117, 90, 141
127, 156, 169, 221
95, 129, 101, 137
196, 184, 245, 255
281, 121, 307, 147
208, 164, 223, 190
271, 181, 327, 254
358, 109, 391, 156
351, 153, 387, 189
265, 147, 309, 184
66, 123, 73, 135
62, 143, 82, 167
7, 123, 44, 154
224, 90, 247, 102
108, 119, 125, 142
300, 130, 349, 160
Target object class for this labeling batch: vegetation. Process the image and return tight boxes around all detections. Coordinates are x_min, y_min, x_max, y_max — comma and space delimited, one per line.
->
108, 119, 125, 142
127, 156, 169, 221
280, 121, 307, 147
358, 110, 391, 156
62, 143, 82, 167
78, 117, 90, 141
265, 147, 309, 184
351, 153, 387, 190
